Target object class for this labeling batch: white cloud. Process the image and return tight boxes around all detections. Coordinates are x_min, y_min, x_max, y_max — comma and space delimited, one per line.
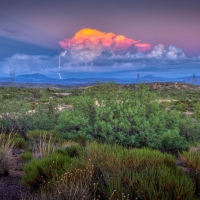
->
0, 44, 198, 77
166, 45, 185, 59
147, 44, 166, 58
146, 44, 185, 59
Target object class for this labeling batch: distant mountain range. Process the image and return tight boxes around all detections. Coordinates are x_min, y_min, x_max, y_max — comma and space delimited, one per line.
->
0, 73, 199, 86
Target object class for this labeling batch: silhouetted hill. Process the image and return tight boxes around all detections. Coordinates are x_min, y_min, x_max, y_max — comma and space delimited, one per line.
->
0, 73, 200, 87
17, 73, 49, 80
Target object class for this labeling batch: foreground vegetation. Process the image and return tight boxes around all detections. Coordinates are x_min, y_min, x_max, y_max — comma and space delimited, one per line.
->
1, 82, 200, 199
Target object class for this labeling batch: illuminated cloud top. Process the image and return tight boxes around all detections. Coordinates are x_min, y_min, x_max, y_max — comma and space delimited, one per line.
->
59, 28, 151, 61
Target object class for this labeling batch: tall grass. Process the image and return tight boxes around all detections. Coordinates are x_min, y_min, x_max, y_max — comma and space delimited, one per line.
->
40, 164, 94, 200
189, 142, 200, 153
179, 151, 200, 195
0, 133, 15, 175
21, 164, 95, 200
32, 132, 55, 158
30, 131, 80, 159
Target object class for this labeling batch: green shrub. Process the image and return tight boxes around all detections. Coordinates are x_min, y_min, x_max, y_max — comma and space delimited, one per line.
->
133, 164, 196, 200
87, 142, 176, 171
179, 114, 200, 142
86, 142, 196, 199
21, 165, 94, 200
12, 137, 27, 148
31, 107, 56, 130
161, 130, 189, 153
22, 153, 86, 190
20, 152, 33, 162
56, 83, 189, 152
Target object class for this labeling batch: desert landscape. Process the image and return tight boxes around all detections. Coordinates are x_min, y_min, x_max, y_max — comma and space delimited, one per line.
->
1, 82, 200, 199
1, 0, 200, 199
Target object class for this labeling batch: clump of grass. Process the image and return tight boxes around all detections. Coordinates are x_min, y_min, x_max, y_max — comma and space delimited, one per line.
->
22, 152, 87, 190
12, 137, 27, 148
0, 133, 14, 175
21, 164, 95, 200
32, 132, 55, 158
20, 151, 33, 162
55, 144, 83, 158
59, 139, 76, 148
40, 164, 94, 200
64, 144, 84, 158
54, 148, 69, 156
22, 153, 70, 189
179, 152, 200, 175
179, 151, 200, 195
74, 135, 87, 147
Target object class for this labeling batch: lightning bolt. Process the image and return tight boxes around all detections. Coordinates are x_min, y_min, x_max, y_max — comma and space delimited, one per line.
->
58, 55, 61, 68
58, 51, 67, 68
60, 51, 67, 57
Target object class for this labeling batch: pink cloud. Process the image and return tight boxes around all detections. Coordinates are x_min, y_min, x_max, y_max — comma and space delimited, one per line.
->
59, 28, 151, 61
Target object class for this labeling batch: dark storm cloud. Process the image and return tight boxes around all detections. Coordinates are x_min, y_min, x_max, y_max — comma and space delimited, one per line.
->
90, 44, 188, 68
0, 54, 57, 74
0, 36, 58, 60
93, 50, 113, 66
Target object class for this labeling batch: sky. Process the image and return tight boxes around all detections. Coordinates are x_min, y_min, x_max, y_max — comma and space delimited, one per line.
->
0, 0, 200, 78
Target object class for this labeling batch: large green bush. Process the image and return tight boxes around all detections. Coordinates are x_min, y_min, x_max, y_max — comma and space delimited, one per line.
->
56, 83, 189, 152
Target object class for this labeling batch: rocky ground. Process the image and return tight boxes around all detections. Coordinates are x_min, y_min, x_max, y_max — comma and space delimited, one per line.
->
0, 150, 30, 200
0, 176, 25, 200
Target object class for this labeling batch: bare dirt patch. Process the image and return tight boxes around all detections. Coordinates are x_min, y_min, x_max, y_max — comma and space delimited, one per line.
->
0, 149, 28, 200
